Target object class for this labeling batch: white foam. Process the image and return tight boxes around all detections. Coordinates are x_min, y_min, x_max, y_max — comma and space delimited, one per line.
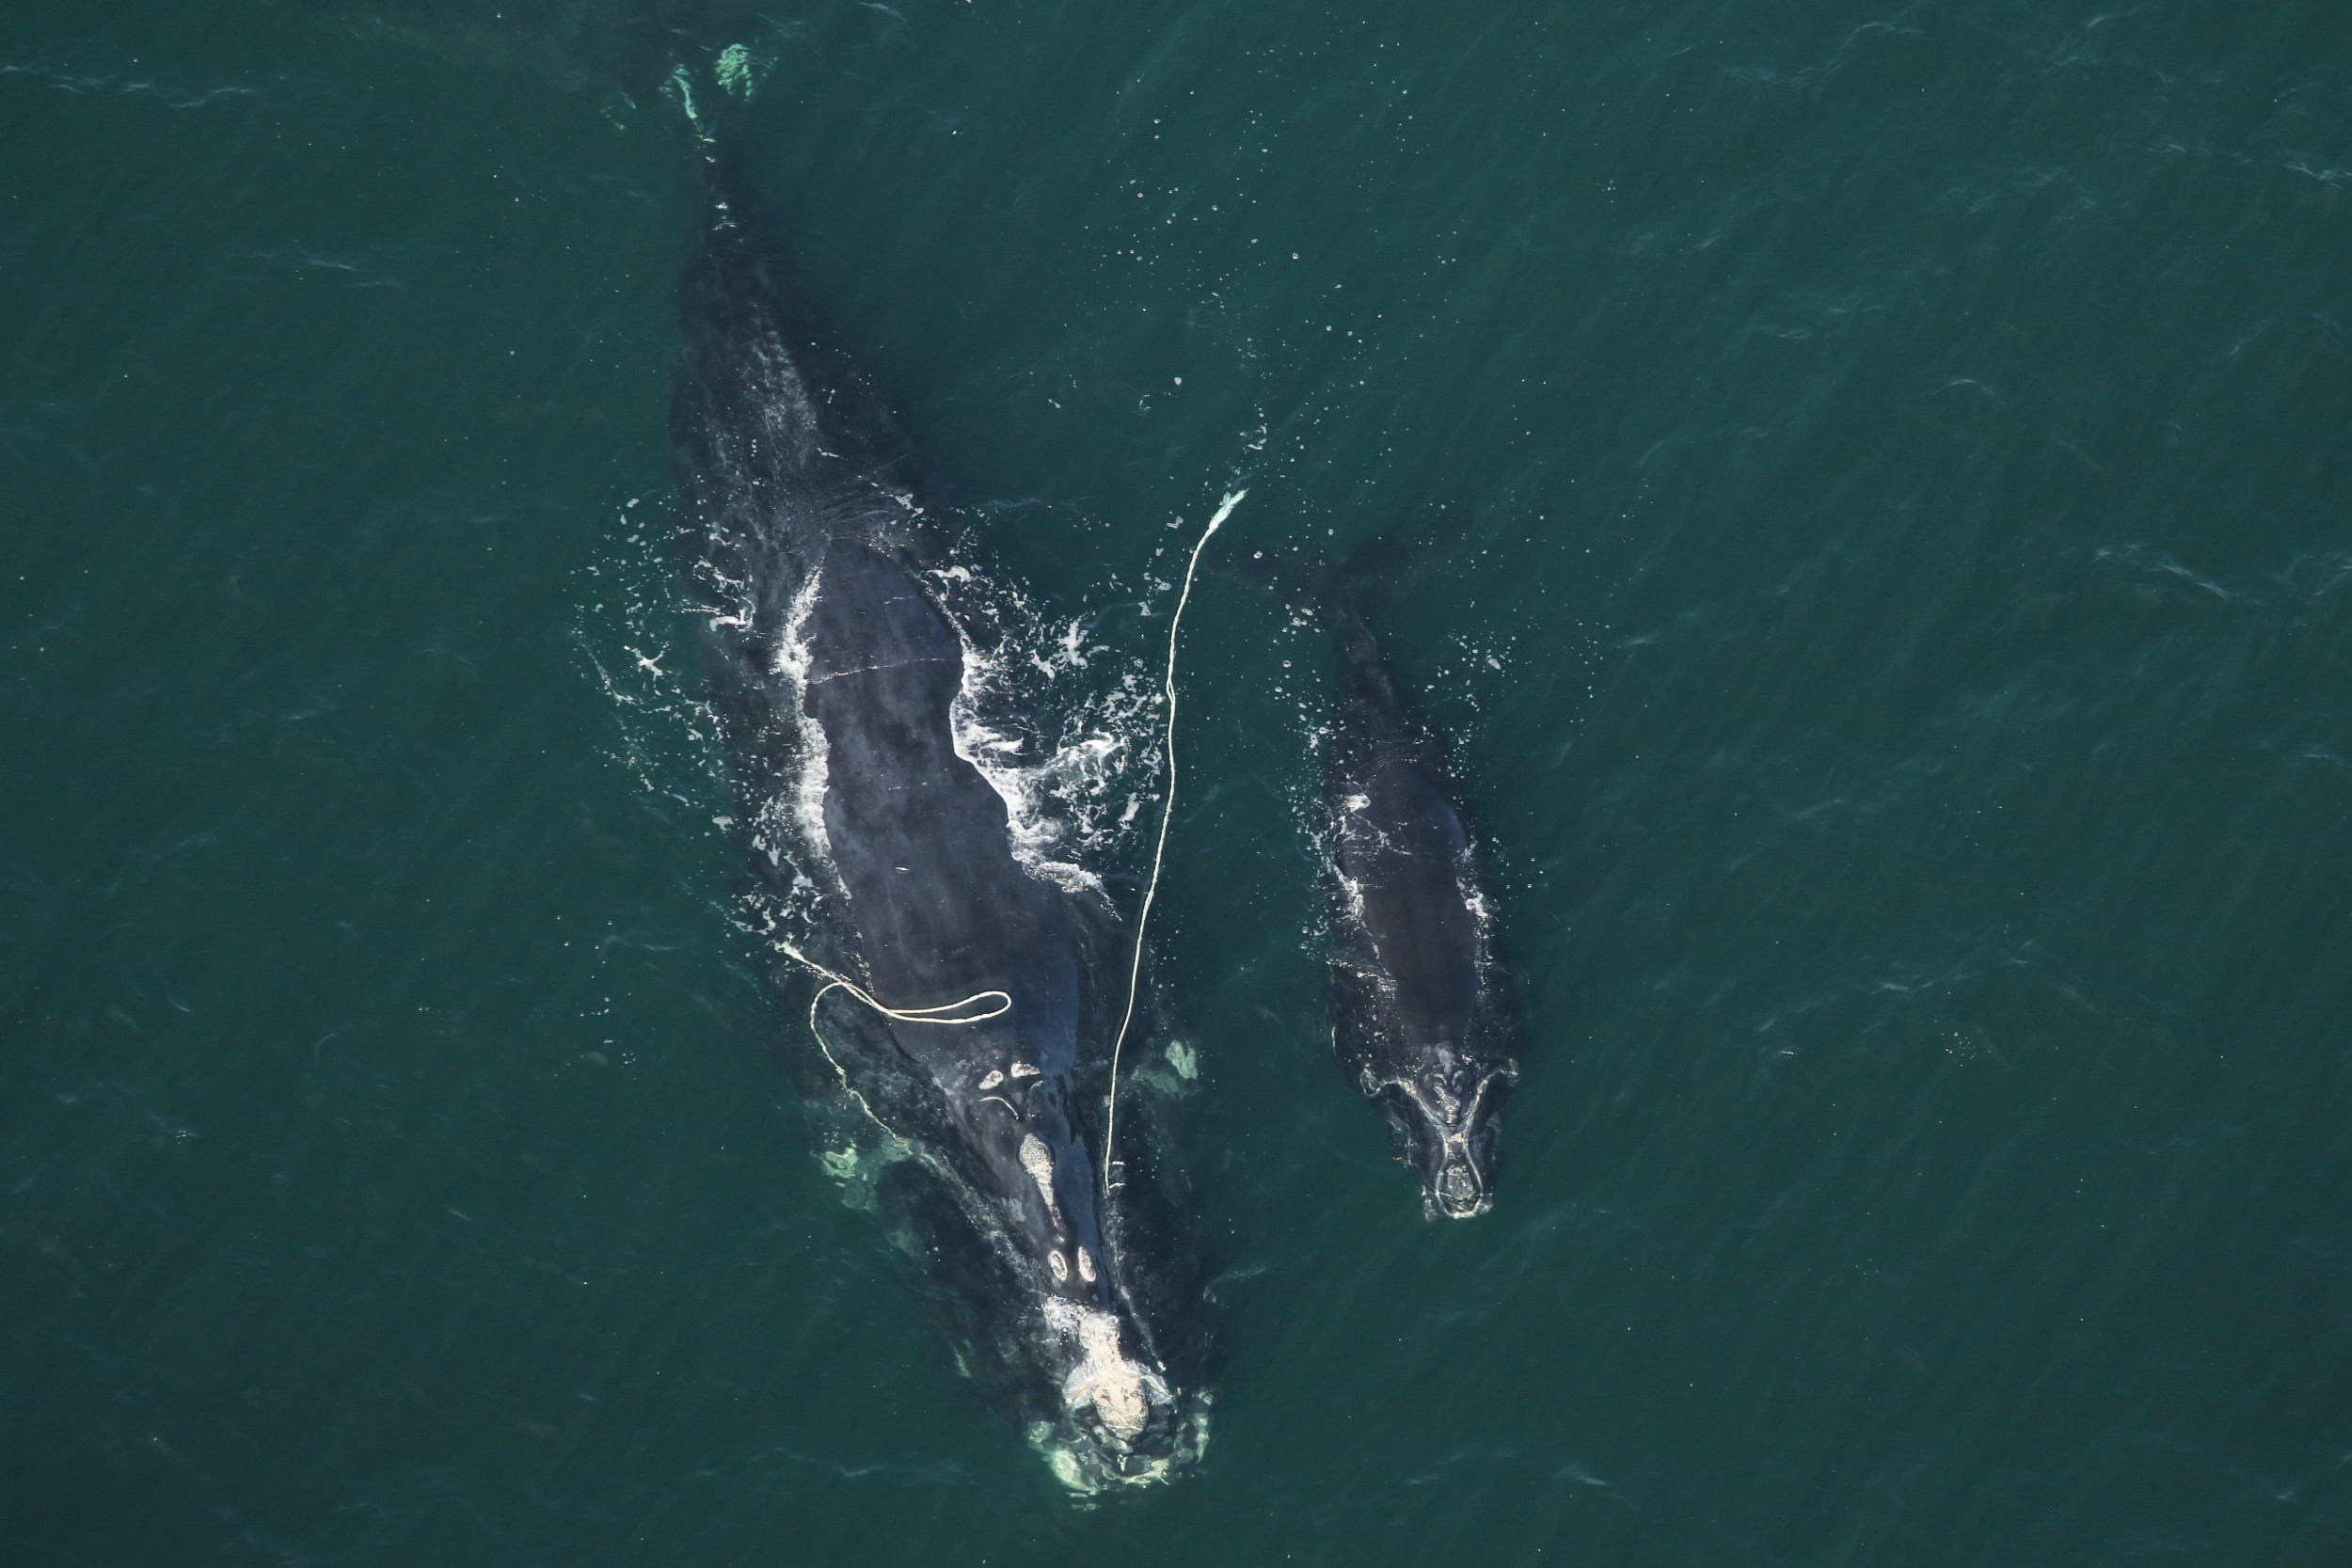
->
929, 566, 1169, 899
1335, 865, 1368, 925
771, 562, 837, 888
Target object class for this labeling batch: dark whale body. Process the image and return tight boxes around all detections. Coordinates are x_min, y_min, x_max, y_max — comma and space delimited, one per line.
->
1325, 601, 1521, 1218
674, 164, 1205, 1490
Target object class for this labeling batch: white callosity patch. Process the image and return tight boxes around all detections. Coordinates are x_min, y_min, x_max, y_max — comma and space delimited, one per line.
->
1163, 1040, 1199, 1081
1018, 1133, 1061, 1226
1044, 1299, 1170, 1446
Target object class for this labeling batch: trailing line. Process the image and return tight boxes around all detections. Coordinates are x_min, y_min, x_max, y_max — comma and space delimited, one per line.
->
1103, 487, 1248, 1191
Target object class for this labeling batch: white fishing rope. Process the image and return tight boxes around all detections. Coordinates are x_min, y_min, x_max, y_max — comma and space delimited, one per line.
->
1102, 487, 1248, 1192
767, 484, 1244, 1170
673, 48, 1007, 1144
778, 936, 1009, 1138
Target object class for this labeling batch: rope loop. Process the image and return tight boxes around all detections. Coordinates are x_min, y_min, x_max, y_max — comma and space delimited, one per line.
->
774, 938, 1009, 1139
816, 976, 1010, 1026
763, 483, 1247, 1179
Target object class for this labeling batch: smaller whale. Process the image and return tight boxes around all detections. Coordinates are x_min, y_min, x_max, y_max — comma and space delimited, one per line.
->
1323, 596, 1521, 1218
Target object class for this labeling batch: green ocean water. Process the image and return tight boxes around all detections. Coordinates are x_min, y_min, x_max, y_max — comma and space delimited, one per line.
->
7, 0, 2352, 1561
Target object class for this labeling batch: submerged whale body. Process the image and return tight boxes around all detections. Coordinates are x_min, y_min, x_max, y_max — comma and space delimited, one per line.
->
673, 162, 1206, 1490
1324, 599, 1522, 1219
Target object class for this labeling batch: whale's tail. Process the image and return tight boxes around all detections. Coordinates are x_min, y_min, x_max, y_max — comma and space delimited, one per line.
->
660, 38, 772, 152
665, 41, 935, 545
1219, 501, 1470, 733
660, 41, 778, 255
1221, 499, 1470, 626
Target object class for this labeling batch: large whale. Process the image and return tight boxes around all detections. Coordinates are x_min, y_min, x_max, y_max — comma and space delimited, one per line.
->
1324, 597, 1522, 1218
673, 151, 1206, 1491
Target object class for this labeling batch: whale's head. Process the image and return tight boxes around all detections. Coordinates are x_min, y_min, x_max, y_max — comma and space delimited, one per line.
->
974, 1090, 1209, 1494
1368, 1053, 1517, 1220
1027, 1297, 1210, 1494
